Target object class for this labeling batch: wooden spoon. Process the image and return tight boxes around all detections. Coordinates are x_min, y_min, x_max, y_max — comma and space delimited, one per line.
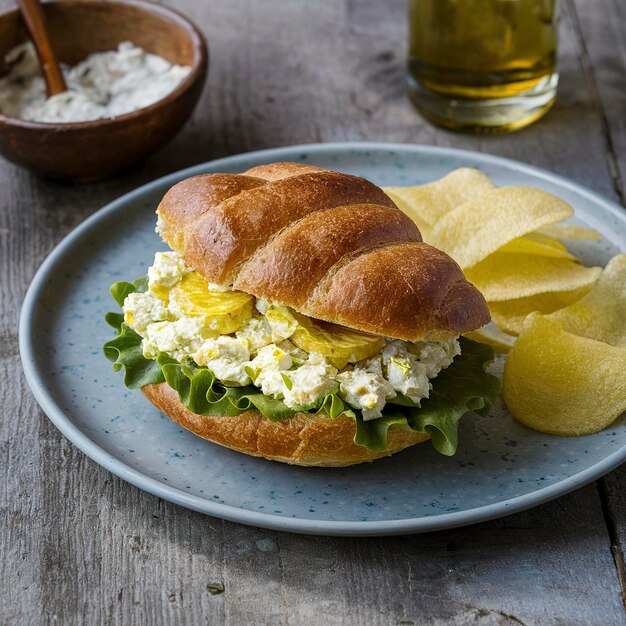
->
17, 0, 67, 96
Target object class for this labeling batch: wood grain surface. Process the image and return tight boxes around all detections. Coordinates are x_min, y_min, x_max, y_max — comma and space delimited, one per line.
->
1, 0, 624, 624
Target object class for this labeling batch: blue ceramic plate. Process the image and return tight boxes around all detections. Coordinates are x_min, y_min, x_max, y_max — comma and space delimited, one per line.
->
20, 143, 626, 536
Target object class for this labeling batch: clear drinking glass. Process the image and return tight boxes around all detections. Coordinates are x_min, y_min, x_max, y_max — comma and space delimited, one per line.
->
407, 0, 559, 133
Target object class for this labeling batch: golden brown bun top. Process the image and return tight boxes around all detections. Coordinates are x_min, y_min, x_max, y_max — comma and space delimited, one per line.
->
157, 162, 490, 340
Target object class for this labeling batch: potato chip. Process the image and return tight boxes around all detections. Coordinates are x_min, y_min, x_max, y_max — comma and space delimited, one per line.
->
489, 287, 591, 335
464, 252, 602, 302
429, 187, 574, 269
538, 224, 602, 241
383, 190, 430, 233
549, 254, 626, 346
383, 168, 495, 235
503, 314, 626, 436
524, 231, 571, 250
464, 324, 515, 353
498, 235, 575, 260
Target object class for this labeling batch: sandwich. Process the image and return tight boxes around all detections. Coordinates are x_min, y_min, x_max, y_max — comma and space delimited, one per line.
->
104, 162, 500, 466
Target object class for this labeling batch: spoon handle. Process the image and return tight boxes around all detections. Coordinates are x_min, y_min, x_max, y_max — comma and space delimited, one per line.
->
18, 0, 67, 97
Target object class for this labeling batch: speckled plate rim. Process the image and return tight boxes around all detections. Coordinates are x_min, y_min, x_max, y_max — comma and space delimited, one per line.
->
20, 142, 626, 536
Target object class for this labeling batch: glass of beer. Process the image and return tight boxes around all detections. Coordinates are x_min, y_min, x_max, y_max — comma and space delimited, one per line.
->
407, 0, 559, 133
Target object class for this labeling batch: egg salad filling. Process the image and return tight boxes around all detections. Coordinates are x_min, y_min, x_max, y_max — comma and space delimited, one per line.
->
105, 250, 500, 456
122, 251, 461, 420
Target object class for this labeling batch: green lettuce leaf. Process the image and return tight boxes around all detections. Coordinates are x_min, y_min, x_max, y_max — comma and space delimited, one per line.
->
103, 321, 165, 389
104, 279, 500, 455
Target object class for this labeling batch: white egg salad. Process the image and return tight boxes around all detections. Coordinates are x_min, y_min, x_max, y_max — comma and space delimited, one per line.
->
122, 251, 461, 420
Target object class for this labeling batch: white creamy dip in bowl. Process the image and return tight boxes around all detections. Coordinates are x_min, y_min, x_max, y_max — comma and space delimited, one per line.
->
0, 41, 193, 123
0, 0, 207, 182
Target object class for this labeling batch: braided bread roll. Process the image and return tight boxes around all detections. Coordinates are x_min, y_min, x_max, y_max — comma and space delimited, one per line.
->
156, 162, 490, 340
142, 163, 490, 466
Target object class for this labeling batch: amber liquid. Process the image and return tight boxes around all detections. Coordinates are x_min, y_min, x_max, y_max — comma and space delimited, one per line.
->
407, 0, 558, 131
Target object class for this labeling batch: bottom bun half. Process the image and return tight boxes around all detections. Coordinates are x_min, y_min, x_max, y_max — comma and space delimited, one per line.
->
142, 383, 431, 467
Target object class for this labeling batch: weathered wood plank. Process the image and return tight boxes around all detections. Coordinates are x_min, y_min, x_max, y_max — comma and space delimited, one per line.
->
600, 467, 626, 611
5, 472, 623, 625
569, 0, 626, 204
1, 0, 625, 624
567, 0, 626, 609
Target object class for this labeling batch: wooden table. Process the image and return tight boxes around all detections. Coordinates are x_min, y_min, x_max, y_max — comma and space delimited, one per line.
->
2, 1, 625, 623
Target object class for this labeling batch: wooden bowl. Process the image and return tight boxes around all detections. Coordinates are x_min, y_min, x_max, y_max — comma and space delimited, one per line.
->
0, 0, 207, 182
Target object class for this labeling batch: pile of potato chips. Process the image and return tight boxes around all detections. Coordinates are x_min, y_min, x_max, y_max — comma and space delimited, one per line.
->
384, 170, 626, 436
